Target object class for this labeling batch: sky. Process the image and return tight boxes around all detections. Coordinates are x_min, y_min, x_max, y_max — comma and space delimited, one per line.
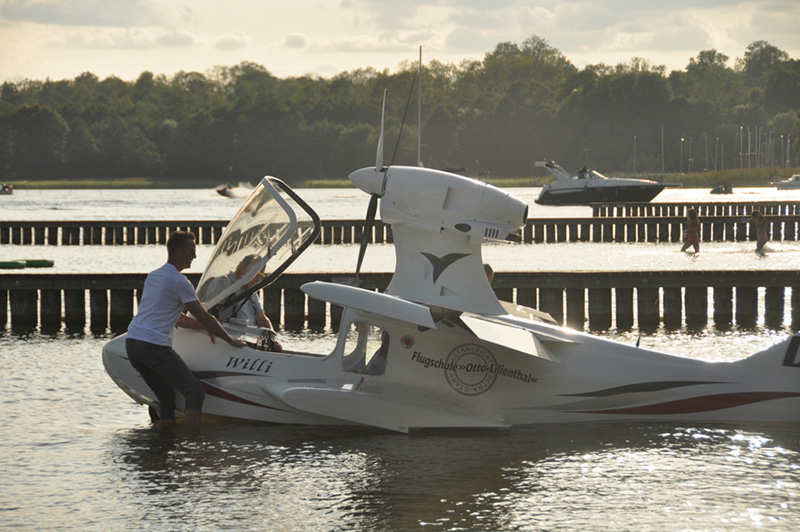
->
1, 0, 799, 84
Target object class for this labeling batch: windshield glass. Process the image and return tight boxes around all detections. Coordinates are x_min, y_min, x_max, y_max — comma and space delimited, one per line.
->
195, 177, 318, 310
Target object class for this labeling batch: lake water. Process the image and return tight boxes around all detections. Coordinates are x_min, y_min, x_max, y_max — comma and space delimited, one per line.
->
2, 330, 800, 531
3, 183, 800, 222
2, 185, 800, 531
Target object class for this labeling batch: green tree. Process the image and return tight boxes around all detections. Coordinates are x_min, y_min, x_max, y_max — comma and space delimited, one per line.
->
737, 40, 790, 78
0, 37, 798, 180
9, 104, 68, 178
670, 50, 741, 108
64, 116, 100, 177
764, 60, 800, 114
165, 110, 219, 179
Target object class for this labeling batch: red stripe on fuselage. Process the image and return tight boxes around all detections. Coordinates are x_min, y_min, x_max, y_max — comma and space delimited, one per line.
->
573, 392, 800, 415
201, 381, 289, 411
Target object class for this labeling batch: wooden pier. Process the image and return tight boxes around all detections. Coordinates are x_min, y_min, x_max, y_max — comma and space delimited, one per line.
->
4, 213, 800, 245
593, 200, 800, 217
3, 271, 799, 334
0, 220, 392, 246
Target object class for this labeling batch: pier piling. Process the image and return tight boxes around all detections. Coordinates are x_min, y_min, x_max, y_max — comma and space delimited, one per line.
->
685, 286, 708, 330
64, 290, 85, 331
662, 287, 682, 330
588, 288, 612, 331
616, 287, 634, 331
735, 286, 758, 328
90, 290, 108, 331
713, 287, 733, 330
4, 271, 800, 335
637, 286, 660, 333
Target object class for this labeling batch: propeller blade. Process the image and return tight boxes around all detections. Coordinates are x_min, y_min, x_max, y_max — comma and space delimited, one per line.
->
375, 89, 386, 171
355, 193, 379, 284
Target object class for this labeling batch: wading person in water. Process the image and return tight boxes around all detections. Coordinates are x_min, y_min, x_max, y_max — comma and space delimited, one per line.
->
680, 208, 701, 253
125, 231, 245, 428
748, 210, 769, 254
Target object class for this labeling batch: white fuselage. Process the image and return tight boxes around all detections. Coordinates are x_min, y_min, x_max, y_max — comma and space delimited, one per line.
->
102, 170, 800, 433
102, 310, 800, 432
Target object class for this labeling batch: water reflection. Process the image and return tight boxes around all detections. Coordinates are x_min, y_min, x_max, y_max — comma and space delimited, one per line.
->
105, 421, 800, 531
3, 330, 800, 531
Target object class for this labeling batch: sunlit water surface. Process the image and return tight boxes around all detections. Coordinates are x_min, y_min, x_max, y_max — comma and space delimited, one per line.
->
1, 331, 799, 531
3, 186, 800, 530
3, 185, 800, 222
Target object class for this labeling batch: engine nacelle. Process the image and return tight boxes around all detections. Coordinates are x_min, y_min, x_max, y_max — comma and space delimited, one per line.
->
349, 166, 527, 243
349, 165, 528, 315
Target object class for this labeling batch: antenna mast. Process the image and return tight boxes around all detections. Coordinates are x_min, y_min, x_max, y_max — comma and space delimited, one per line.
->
417, 45, 423, 167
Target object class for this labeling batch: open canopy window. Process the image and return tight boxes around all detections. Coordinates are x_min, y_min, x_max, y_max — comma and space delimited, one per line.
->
196, 177, 320, 313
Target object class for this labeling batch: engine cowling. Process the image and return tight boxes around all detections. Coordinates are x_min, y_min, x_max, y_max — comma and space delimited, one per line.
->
349, 165, 527, 315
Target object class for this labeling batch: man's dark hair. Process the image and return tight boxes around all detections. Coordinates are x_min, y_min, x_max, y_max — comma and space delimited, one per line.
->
167, 231, 196, 255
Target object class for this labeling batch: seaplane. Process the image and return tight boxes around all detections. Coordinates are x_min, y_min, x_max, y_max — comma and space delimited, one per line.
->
103, 97, 800, 433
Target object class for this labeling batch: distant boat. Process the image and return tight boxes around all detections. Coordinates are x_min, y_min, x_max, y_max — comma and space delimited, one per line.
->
774, 175, 800, 190
0, 182, 13, 195
535, 161, 680, 206
216, 184, 234, 198
216, 182, 253, 199
710, 183, 733, 195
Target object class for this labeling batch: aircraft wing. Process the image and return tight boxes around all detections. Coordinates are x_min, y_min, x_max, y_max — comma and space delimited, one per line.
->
459, 313, 582, 363
302, 281, 436, 329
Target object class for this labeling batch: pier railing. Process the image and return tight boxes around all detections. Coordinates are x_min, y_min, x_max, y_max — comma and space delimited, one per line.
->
4, 214, 800, 245
592, 200, 800, 217
3, 271, 799, 334
0, 220, 391, 246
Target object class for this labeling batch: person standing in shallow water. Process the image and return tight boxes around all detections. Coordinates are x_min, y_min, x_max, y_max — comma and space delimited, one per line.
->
125, 231, 245, 429
680, 208, 701, 253
748, 210, 769, 254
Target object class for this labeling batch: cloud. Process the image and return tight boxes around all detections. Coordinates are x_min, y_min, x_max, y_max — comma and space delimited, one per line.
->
213, 32, 249, 51
2, 0, 797, 84
49, 27, 197, 50
0, 0, 164, 27
445, 27, 505, 53
748, 4, 800, 50
156, 29, 196, 47
283, 34, 308, 49
54, 28, 155, 49
309, 29, 442, 56
340, 0, 413, 29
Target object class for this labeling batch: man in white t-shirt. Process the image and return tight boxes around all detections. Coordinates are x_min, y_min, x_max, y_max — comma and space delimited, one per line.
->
126, 231, 245, 428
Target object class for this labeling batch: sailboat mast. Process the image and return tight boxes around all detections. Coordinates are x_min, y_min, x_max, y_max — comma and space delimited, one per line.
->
417, 45, 422, 167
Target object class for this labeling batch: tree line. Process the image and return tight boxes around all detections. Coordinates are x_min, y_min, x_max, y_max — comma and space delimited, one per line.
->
1, 36, 798, 185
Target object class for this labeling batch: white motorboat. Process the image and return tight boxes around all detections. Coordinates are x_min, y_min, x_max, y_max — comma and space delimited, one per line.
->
0, 182, 13, 195
774, 175, 800, 190
103, 116, 800, 433
535, 161, 679, 205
